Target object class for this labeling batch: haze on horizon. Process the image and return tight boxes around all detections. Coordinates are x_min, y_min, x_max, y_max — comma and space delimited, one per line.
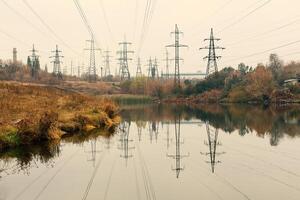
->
0, 0, 299, 75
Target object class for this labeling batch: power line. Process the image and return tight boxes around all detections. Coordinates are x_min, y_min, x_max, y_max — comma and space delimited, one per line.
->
0, 0, 49, 39
226, 17, 300, 47
223, 39, 300, 64
99, 0, 115, 43
217, 0, 272, 34
22, 0, 80, 56
138, 0, 157, 55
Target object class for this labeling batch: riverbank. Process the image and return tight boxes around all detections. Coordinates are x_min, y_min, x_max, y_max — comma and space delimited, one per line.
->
0, 82, 121, 151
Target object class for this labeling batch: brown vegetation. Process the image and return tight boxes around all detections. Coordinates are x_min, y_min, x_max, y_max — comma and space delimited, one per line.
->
0, 82, 120, 151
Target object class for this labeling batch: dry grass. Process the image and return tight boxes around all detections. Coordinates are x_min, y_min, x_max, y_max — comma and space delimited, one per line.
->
0, 82, 120, 151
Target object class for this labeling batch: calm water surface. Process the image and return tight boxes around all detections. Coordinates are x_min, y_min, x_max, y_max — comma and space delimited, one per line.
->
0, 104, 300, 200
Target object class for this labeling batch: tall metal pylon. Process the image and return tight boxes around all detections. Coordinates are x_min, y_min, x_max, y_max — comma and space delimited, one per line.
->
103, 49, 112, 77
136, 57, 142, 78
29, 44, 39, 79
200, 123, 225, 173
199, 28, 225, 77
163, 49, 170, 79
85, 37, 101, 82
117, 39, 134, 81
147, 57, 159, 79
167, 116, 189, 178
50, 45, 63, 78
166, 24, 188, 88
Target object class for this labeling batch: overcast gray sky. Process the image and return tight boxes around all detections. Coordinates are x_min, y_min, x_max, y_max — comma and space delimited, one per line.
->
0, 0, 300, 75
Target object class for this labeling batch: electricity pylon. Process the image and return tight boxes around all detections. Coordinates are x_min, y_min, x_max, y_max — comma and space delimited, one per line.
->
147, 57, 159, 79
199, 28, 225, 77
147, 57, 153, 79
50, 45, 63, 79
166, 24, 188, 88
167, 116, 189, 178
153, 57, 159, 79
163, 49, 170, 79
200, 123, 226, 173
136, 57, 142, 78
85, 37, 101, 82
29, 44, 39, 79
103, 49, 112, 77
117, 39, 134, 80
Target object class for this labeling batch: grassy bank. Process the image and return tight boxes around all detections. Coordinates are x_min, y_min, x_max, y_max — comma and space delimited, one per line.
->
0, 82, 121, 151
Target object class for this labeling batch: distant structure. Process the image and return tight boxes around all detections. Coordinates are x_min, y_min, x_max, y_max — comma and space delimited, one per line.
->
163, 49, 170, 79
13, 48, 17, 64
103, 50, 112, 77
117, 38, 134, 80
136, 57, 142, 77
28, 44, 39, 79
147, 57, 159, 79
166, 24, 188, 88
85, 37, 101, 82
50, 45, 63, 79
199, 28, 225, 77
44, 64, 48, 73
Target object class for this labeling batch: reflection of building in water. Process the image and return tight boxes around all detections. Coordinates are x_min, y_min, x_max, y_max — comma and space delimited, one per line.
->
148, 121, 159, 143
118, 121, 134, 166
167, 117, 189, 178
85, 138, 102, 167
201, 123, 225, 173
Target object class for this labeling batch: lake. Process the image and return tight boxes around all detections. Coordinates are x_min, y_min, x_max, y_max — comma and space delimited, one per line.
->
0, 104, 300, 200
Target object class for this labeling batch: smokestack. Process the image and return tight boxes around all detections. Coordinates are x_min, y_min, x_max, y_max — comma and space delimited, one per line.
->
13, 48, 17, 64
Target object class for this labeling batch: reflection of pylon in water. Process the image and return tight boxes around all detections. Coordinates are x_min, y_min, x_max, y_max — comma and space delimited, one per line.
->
200, 123, 226, 173
148, 121, 159, 143
137, 126, 142, 142
118, 121, 134, 166
167, 116, 189, 178
84, 138, 102, 167
164, 122, 171, 149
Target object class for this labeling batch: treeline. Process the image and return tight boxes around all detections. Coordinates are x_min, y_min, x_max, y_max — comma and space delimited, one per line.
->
120, 54, 300, 104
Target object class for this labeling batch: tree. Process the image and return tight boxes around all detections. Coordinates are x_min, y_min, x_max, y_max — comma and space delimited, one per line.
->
238, 63, 252, 75
268, 54, 283, 84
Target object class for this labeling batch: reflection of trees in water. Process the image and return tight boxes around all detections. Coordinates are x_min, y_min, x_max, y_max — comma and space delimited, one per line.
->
200, 123, 225, 173
0, 141, 60, 177
121, 104, 300, 146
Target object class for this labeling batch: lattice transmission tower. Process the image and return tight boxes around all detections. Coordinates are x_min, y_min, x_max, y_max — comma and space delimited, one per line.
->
163, 49, 170, 79
50, 45, 63, 79
199, 28, 225, 77
117, 39, 134, 80
166, 24, 188, 88
103, 49, 112, 77
29, 44, 39, 79
136, 57, 142, 77
85, 37, 101, 82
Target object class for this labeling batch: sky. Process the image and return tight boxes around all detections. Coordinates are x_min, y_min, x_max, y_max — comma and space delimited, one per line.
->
0, 0, 300, 75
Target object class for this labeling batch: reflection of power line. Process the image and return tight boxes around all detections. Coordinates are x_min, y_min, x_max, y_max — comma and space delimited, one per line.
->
200, 123, 226, 173
167, 117, 189, 178
118, 122, 134, 166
